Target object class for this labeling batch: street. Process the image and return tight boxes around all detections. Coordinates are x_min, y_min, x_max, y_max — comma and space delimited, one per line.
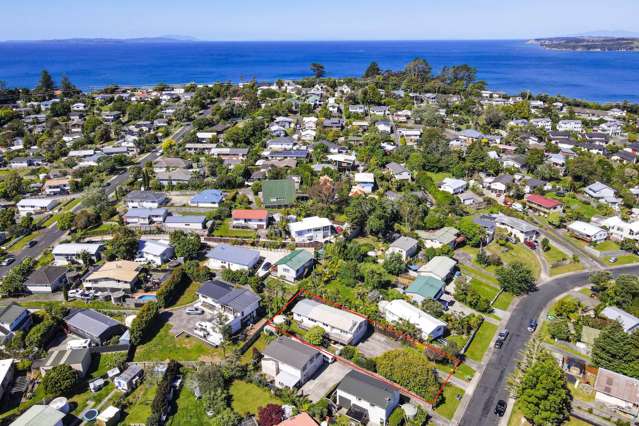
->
458, 264, 639, 426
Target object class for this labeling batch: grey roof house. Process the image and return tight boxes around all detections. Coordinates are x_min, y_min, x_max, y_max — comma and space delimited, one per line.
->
336, 370, 400, 425
64, 309, 126, 345
206, 244, 261, 271
24, 266, 68, 293
261, 336, 324, 388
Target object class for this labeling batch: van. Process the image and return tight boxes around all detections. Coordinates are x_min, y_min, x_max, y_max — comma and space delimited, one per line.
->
67, 339, 91, 350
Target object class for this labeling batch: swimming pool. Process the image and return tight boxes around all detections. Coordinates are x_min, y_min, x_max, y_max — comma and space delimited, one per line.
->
136, 295, 157, 302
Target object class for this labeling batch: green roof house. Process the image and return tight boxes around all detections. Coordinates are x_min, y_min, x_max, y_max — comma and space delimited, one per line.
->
405, 275, 445, 303
262, 179, 296, 208
275, 249, 315, 282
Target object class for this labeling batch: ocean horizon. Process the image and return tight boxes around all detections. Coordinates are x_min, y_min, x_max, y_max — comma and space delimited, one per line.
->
1, 39, 638, 103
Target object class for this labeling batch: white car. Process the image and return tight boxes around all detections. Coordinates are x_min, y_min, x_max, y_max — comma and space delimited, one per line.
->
193, 329, 208, 338
257, 262, 272, 278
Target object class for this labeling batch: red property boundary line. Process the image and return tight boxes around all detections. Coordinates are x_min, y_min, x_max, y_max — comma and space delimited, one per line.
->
265, 288, 463, 406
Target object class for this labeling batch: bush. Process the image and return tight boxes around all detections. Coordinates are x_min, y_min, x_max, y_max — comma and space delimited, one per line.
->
42, 364, 79, 395
548, 319, 572, 341
129, 301, 160, 345
25, 319, 58, 350
147, 360, 181, 426
454, 280, 492, 313
304, 326, 326, 346
376, 349, 440, 401
257, 404, 284, 426
156, 266, 189, 308
388, 407, 405, 426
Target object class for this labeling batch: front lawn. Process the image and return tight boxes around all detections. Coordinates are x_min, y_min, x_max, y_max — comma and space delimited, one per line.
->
485, 243, 541, 279
469, 279, 499, 301
606, 254, 639, 265
230, 380, 282, 416
493, 291, 514, 311
549, 262, 584, 276
213, 219, 256, 238
543, 246, 568, 264
434, 383, 464, 420
465, 321, 498, 362
593, 240, 620, 252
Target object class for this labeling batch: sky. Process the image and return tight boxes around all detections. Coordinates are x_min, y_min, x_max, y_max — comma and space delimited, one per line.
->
3, 0, 639, 41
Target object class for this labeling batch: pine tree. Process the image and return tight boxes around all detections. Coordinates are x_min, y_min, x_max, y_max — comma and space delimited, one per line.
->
518, 352, 571, 425
363, 61, 381, 78
36, 69, 55, 97
592, 322, 639, 378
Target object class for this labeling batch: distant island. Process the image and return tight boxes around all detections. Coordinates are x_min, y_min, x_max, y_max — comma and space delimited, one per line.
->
530, 36, 639, 52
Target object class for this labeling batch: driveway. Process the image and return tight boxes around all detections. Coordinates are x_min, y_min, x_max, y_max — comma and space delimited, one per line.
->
357, 331, 402, 358
167, 307, 212, 337
299, 361, 351, 403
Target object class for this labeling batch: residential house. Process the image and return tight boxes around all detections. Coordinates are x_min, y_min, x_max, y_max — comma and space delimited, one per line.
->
40, 348, 92, 377
375, 120, 392, 134
291, 298, 368, 345
64, 309, 126, 345
10, 405, 66, 426
351, 172, 375, 195
379, 299, 447, 340
123, 208, 168, 225
439, 178, 468, 195
288, 217, 333, 243
557, 120, 583, 132
195, 280, 261, 334
567, 221, 608, 243
115, 364, 144, 393
385, 162, 412, 181
274, 249, 315, 282
83, 260, 142, 293
419, 227, 460, 249
0, 359, 14, 401
52, 243, 103, 265
156, 169, 193, 186
125, 191, 168, 209
152, 157, 191, 172
267, 136, 296, 151
418, 256, 456, 282
278, 413, 319, 426
525, 194, 563, 215
262, 179, 296, 208
584, 181, 616, 201
16, 198, 59, 216
163, 215, 207, 231
335, 370, 400, 426
0, 303, 32, 344
488, 174, 514, 196
136, 240, 174, 265
43, 178, 70, 195
189, 189, 224, 208
594, 368, 639, 412
24, 266, 67, 293
386, 236, 419, 260
261, 336, 324, 388
232, 209, 268, 229
494, 214, 539, 242
601, 306, 639, 333
405, 275, 445, 304
206, 244, 260, 271
600, 216, 639, 241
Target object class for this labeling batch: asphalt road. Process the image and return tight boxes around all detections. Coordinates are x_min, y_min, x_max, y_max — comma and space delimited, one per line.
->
459, 264, 639, 426
0, 123, 189, 278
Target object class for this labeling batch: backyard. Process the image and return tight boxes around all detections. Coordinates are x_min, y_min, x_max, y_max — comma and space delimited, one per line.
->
213, 219, 257, 238
133, 322, 219, 362
229, 380, 282, 416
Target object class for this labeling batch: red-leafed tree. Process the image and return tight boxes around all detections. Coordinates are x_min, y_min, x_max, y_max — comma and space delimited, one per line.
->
257, 404, 284, 426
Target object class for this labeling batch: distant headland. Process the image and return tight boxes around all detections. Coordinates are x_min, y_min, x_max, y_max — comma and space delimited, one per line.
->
530, 36, 639, 52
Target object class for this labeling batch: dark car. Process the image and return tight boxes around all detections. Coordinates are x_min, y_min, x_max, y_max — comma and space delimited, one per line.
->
498, 329, 509, 340
528, 319, 538, 332
0, 256, 15, 266
27, 240, 38, 248
494, 339, 504, 349
495, 400, 507, 416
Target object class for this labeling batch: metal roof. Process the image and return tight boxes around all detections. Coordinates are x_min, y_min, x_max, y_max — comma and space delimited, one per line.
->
337, 370, 398, 409
64, 309, 122, 339
206, 244, 260, 267
262, 336, 319, 370
197, 280, 260, 312
275, 249, 314, 270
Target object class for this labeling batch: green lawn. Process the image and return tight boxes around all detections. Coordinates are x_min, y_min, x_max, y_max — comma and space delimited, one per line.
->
174, 280, 200, 307
485, 243, 541, 279
168, 384, 216, 425
549, 262, 584, 276
469, 279, 499, 301
230, 380, 282, 416
213, 219, 256, 238
9, 231, 42, 253
593, 240, 620, 252
493, 291, 514, 311
606, 254, 639, 265
35, 250, 54, 268
434, 383, 464, 420
427, 172, 453, 184
543, 246, 568, 264
121, 381, 157, 424
465, 321, 498, 362
240, 333, 272, 364
133, 322, 219, 362
459, 263, 498, 285
69, 383, 116, 416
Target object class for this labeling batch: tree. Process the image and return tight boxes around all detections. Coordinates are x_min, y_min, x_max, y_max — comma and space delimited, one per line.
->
57, 211, 75, 230
456, 217, 486, 247
170, 231, 201, 260
517, 352, 571, 425
310, 63, 325, 78
129, 301, 160, 345
107, 226, 138, 260
1, 257, 34, 297
258, 404, 284, 426
496, 262, 536, 295
73, 209, 100, 230
212, 409, 241, 426
404, 58, 432, 84
42, 364, 79, 395
363, 61, 381, 78
35, 69, 55, 97
592, 322, 639, 378
421, 299, 445, 318
541, 238, 550, 252
548, 319, 572, 341
383, 253, 406, 275
60, 75, 78, 97
376, 349, 440, 401
304, 326, 326, 346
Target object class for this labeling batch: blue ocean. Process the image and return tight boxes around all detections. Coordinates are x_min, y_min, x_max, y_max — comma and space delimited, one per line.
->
0, 40, 638, 103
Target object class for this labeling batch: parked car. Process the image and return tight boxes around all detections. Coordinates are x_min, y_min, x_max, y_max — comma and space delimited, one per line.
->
528, 319, 538, 332
27, 240, 38, 248
193, 328, 207, 338
185, 307, 203, 315
494, 400, 507, 416
257, 262, 272, 278
494, 339, 504, 349
0, 256, 15, 266
498, 329, 509, 340
609, 256, 618, 263
524, 240, 537, 250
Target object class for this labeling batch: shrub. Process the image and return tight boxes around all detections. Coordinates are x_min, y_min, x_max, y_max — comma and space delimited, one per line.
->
388, 407, 405, 426
42, 364, 79, 395
257, 404, 284, 426
25, 319, 58, 350
304, 326, 326, 346
147, 360, 181, 426
376, 349, 440, 401
156, 266, 189, 308
129, 301, 160, 345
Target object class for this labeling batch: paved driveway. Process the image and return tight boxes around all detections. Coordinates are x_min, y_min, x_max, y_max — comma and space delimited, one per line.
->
300, 361, 351, 403
357, 331, 402, 358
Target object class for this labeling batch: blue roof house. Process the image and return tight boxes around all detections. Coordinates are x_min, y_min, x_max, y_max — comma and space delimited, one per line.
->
206, 244, 261, 271
189, 189, 224, 208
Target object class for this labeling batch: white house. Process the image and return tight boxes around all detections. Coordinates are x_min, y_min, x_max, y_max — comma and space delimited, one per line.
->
261, 336, 324, 388
336, 370, 400, 426
494, 214, 539, 242
439, 178, 468, 195
600, 216, 639, 241
135, 240, 174, 265
16, 198, 59, 216
163, 215, 207, 231
567, 221, 608, 243
530, 118, 552, 131
601, 306, 639, 333
557, 120, 583, 132
594, 368, 639, 413
196, 280, 260, 336
379, 299, 447, 340
291, 298, 368, 345
206, 244, 260, 271
52, 243, 103, 266
584, 182, 616, 201
387, 236, 419, 261
288, 217, 333, 243
123, 208, 168, 225
418, 256, 456, 282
